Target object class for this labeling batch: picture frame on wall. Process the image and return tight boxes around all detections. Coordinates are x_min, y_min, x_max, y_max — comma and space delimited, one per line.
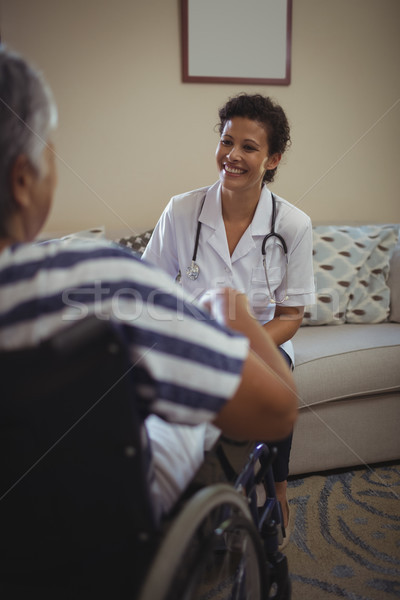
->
181, 0, 292, 85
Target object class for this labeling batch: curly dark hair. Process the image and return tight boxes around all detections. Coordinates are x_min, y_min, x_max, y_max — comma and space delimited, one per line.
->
217, 93, 291, 183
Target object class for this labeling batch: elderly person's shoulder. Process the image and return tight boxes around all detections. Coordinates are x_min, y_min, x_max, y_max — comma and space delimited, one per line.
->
31, 235, 180, 292
0, 237, 141, 275
38, 235, 141, 258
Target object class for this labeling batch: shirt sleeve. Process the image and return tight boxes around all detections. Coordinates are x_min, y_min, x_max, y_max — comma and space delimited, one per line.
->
142, 200, 180, 279
116, 254, 249, 427
276, 214, 316, 307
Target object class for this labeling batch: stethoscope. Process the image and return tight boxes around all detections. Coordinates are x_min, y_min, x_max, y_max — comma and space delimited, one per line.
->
186, 193, 289, 304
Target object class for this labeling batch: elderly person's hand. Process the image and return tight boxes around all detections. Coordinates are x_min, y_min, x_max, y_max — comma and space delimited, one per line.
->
198, 287, 254, 330
200, 286, 294, 385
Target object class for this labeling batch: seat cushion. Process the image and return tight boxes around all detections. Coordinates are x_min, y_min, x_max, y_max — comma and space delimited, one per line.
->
292, 323, 400, 408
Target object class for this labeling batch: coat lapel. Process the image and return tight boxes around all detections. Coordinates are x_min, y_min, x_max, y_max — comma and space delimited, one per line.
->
199, 183, 274, 266
200, 183, 231, 268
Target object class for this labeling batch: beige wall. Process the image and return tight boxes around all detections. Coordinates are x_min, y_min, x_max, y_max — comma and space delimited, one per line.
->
1, 0, 399, 236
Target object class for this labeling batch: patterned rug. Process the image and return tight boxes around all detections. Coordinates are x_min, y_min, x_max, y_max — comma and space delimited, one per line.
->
285, 462, 400, 599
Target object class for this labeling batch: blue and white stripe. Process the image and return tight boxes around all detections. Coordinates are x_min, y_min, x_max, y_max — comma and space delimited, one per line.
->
0, 238, 248, 426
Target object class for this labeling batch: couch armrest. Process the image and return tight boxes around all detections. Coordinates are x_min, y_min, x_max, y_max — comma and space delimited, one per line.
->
388, 231, 400, 322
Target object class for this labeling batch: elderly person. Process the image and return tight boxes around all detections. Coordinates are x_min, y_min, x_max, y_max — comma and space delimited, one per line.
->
0, 46, 297, 522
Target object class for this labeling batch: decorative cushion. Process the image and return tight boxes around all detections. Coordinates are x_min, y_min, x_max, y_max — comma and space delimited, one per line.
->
303, 225, 399, 326
115, 230, 153, 255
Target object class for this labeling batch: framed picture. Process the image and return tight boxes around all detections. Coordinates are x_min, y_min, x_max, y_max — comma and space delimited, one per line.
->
181, 0, 292, 85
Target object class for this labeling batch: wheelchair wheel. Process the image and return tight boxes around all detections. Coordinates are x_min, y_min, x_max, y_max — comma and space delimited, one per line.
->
139, 483, 268, 600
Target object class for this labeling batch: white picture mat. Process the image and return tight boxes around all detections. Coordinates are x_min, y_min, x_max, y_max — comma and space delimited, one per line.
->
187, 0, 289, 79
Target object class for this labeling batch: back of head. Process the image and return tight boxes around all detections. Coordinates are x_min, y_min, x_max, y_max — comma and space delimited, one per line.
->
0, 46, 57, 234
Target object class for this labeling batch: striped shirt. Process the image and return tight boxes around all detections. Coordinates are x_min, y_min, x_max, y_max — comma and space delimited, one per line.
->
0, 238, 249, 516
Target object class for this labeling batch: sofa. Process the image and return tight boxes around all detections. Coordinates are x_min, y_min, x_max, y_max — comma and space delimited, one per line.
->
288, 224, 400, 476
115, 223, 400, 477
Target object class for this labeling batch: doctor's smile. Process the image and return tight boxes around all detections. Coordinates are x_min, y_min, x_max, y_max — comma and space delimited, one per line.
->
223, 164, 247, 176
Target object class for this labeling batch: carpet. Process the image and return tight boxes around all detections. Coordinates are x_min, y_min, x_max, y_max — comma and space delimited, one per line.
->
285, 462, 400, 599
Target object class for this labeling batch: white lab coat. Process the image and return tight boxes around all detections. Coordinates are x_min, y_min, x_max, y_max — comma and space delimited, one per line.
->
143, 181, 315, 363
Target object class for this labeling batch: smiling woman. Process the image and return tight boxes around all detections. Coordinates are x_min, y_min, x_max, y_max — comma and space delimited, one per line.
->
142, 93, 315, 545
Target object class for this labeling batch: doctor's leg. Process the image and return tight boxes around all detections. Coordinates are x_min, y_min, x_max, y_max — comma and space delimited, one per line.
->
269, 347, 293, 530
268, 433, 292, 528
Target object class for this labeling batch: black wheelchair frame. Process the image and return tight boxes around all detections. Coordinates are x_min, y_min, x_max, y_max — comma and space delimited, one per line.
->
0, 316, 291, 599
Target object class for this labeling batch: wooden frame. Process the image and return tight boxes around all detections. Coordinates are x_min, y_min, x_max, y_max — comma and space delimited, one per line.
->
181, 0, 292, 85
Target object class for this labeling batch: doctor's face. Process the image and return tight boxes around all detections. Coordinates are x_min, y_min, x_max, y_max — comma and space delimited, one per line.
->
216, 117, 280, 196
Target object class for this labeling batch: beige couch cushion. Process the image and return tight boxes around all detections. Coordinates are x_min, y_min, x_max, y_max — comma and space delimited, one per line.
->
292, 323, 400, 408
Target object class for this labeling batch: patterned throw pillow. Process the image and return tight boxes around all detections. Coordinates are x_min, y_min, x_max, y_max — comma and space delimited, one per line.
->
115, 230, 154, 255
303, 225, 399, 326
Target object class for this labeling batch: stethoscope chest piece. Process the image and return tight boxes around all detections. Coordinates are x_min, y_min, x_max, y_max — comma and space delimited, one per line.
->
186, 261, 200, 280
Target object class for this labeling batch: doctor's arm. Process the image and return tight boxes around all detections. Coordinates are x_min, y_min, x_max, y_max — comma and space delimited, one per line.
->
262, 305, 304, 347
263, 218, 313, 347
141, 208, 180, 278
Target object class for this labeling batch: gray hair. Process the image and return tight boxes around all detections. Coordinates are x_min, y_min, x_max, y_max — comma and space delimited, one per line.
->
0, 46, 58, 234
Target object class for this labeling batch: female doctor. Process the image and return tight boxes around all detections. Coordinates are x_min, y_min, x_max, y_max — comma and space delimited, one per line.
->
142, 93, 315, 538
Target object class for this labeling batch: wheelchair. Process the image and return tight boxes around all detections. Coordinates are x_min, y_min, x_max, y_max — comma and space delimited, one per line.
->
0, 316, 291, 599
